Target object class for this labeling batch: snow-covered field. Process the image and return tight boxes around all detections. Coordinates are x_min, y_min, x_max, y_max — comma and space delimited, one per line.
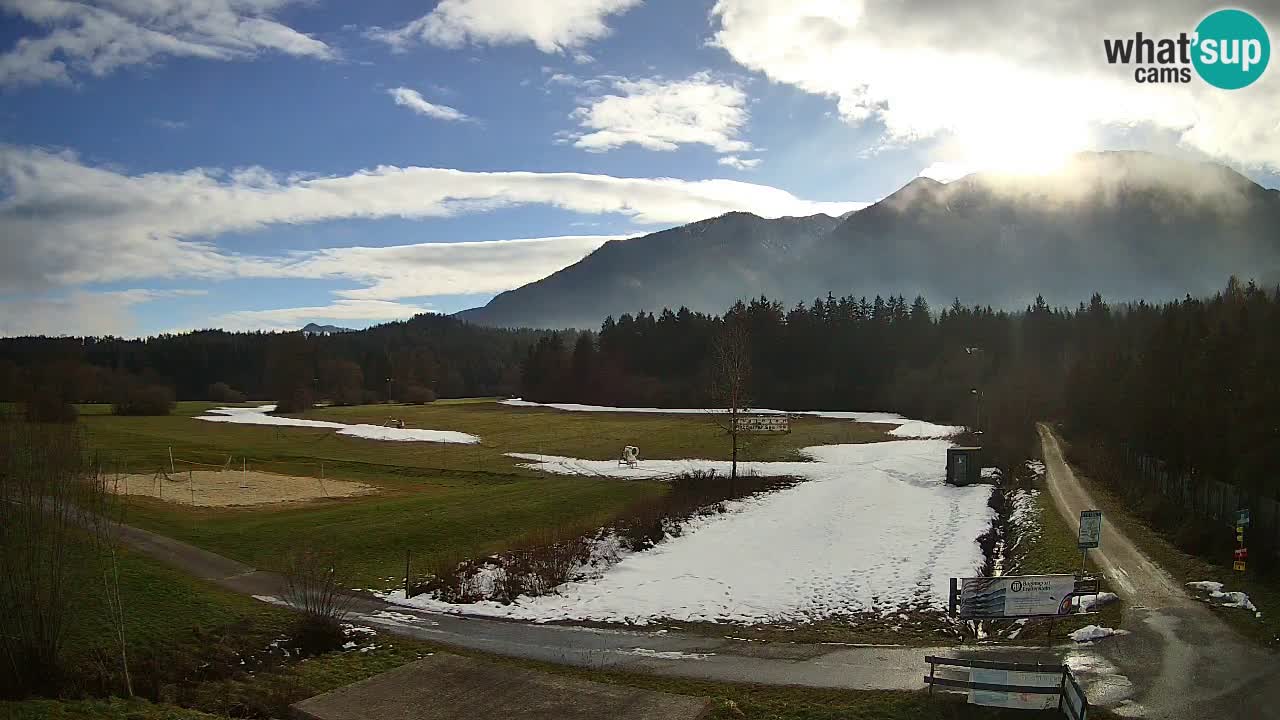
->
502, 399, 963, 438
386, 439, 995, 625
196, 405, 480, 444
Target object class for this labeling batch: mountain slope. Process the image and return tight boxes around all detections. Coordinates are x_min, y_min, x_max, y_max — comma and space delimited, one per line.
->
457, 212, 841, 328
459, 152, 1280, 329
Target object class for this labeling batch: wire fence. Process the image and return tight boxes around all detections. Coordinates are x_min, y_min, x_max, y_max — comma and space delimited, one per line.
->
1122, 446, 1280, 557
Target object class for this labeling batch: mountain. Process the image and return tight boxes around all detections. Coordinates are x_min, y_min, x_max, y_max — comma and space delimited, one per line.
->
457, 212, 842, 328
300, 322, 354, 335
458, 152, 1280, 329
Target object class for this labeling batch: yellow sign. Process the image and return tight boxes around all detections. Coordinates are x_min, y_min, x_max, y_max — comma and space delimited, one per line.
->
1234, 561, 1247, 572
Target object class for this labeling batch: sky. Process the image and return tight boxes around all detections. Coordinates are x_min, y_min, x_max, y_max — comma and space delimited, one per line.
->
2, 0, 1279, 336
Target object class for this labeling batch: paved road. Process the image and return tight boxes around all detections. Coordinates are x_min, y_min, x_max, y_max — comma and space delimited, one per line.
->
1037, 423, 1280, 719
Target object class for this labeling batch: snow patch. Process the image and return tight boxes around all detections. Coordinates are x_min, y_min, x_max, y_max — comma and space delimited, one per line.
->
385, 439, 995, 625
501, 398, 908, 424
197, 405, 479, 444
1072, 592, 1119, 613
1069, 625, 1129, 642
619, 648, 713, 660
1187, 581, 1261, 614
889, 421, 964, 438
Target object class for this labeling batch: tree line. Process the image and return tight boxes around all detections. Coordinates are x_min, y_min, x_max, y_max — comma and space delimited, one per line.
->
0, 313, 544, 414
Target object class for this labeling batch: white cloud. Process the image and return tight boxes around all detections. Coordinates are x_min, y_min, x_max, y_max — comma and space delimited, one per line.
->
285, 235, 625, 301
388, 87, 470, 122
570, 72, 753, 153
368, 0, 641, 54
210, 299, 431, 332
718, 155, 761, 170
0, 0, 334, 86
710, 0, 1280, 171
0, 145, 869, 294
0, 288, 205, 337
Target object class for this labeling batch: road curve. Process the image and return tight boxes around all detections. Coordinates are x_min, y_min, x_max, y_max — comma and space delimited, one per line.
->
1037, 423, 1280, 719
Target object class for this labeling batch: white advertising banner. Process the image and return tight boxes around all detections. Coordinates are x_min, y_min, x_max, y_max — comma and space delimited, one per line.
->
969, 669, 1062, 710
958, 574, 1076, 618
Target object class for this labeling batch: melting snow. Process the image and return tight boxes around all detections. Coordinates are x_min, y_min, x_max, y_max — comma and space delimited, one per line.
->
1188, 581, 1260, 615
500, 398, 908, 424
197, 405, 480, 444
386, 439, 995, 625
889, 421, 965, 438
1069, 625, 1129, 642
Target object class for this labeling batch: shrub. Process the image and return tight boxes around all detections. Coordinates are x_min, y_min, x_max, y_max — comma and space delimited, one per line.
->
401, 385, 437, 405
22, 394, 78, 424
112, 384, 174, 416
281, 550, 352, 654
206, 381, 245, 403
273, 386, 314, 414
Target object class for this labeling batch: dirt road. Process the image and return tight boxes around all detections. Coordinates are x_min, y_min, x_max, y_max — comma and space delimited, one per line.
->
1037, 423, 1280, 719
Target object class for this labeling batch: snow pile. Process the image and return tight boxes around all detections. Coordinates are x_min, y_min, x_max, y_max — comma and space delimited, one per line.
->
889, 421, 965, 438
385, 439, 995, 625
1025, 460, 1046, 477
500, 398, 908, 424
1069, 625, 1129, 642
1072, 592, 1119, 613
1187, 581, 1261, 615
197, 405, 480, 444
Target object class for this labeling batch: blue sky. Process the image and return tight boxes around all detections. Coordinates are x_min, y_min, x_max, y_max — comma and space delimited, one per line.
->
2, 0, 1279, 336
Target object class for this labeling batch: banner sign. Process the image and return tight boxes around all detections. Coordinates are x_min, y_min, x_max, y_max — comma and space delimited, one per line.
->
733, 415, 790, 433
956, 574, 1076, 618
969, 669, 1062, 710
1078, 510, 1103, 549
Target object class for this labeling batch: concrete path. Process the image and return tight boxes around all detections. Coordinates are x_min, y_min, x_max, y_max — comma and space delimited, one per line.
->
1037, 423, 1280, 719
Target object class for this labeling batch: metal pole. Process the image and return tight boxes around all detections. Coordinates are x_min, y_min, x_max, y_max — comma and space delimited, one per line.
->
168, 446, 175, 474
404, 549, 412, 600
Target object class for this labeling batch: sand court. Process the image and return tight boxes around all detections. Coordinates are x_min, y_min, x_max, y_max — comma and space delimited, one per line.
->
110, 469, 376, 507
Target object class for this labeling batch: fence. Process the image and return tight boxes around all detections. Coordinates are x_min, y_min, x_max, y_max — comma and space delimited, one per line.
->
1122, 446, 1280, 557
923, 656, 1088, 719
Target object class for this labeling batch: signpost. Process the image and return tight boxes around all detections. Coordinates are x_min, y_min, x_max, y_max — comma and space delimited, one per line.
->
953, 574, 1077, 618
1077, 510, 1102, 575
1234, 508, 1249, 572
733, 415, 790, 433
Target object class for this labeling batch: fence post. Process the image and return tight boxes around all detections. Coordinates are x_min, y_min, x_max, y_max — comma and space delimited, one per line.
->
404, 549, 412, 600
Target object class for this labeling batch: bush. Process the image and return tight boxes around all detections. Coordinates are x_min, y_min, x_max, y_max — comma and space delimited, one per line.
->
401, 385, 437, 405
273, 387, 314, 414
112, 384, 175, 416
206, 381, 245, 403
22, 394, 78, 424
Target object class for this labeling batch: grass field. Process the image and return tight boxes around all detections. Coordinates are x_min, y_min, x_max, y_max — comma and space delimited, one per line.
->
81, 400, 887, 587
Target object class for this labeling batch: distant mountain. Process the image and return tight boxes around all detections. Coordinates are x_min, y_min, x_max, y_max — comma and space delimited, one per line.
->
457, 212, 842, 329
301, 322, 353, 335
458, 152, 1280, 329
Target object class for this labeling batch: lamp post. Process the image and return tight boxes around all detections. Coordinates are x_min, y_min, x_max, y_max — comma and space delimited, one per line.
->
970, 387, 982, 432
386, 376, 393, 403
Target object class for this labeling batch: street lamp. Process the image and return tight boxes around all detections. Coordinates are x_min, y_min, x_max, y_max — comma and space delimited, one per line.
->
970, 387, 982, 432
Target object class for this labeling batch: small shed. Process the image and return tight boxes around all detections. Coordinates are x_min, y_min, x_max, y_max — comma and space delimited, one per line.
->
946, 447, 983, 486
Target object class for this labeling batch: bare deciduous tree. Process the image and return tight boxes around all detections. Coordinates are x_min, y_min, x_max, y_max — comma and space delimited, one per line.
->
710, 313, 752, 481
0, 419, 111, 697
